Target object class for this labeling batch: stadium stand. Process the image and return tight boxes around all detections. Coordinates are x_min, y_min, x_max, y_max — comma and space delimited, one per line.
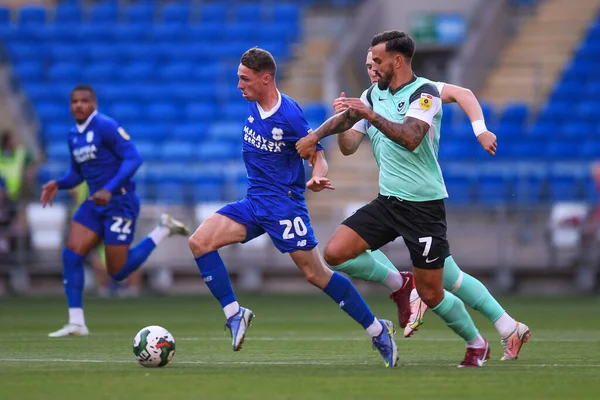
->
0, 0, 597, 208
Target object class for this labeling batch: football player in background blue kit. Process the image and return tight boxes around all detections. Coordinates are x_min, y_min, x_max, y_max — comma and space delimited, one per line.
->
188, 48, 399, 368
41, 85, 190, 337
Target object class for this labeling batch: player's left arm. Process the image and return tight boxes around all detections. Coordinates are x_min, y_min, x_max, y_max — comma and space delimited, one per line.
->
438, 82, 496, 156
307, 150, 334, 192
102, 124, 142, 194
362, 83, 442, 152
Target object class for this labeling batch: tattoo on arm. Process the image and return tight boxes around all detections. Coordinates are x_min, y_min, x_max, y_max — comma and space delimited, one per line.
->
369, 116, 429, 151
312, 109, 361, 140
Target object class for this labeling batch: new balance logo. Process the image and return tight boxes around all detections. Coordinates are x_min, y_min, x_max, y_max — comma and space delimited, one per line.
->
117, 234, 128, 241
203, 276, 213, 282
296, 240, 307, 247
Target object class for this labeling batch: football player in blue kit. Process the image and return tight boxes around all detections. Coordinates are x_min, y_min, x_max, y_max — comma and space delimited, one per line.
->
41, 85, 190, 337
188, 48, 399, 367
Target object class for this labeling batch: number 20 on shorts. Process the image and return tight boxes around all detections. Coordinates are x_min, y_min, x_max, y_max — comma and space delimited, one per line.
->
279, 217, 308, 239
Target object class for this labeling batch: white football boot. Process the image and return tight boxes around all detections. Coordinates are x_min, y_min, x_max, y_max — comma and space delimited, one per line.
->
48, 324, 89, 337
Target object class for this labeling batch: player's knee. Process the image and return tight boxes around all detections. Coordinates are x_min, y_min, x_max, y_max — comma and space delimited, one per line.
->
415, 281, 444, 308
323, 244, 348, 267
188, 232, 213, 257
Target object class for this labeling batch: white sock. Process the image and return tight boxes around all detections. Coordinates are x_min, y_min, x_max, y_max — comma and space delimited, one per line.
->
68, 308, 85, 327
223, 301, 240, 319
383, 271, 404, 292
148, 226, 170, 246
466, 333, 486, 349
494, 312, 517, 338
366, 318, 383, 337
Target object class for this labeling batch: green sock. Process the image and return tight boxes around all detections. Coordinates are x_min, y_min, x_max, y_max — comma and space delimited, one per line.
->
443, 256, 505, 323
431, 291, 479, 343
370, 250, 399, 273
330, 250, 393, 284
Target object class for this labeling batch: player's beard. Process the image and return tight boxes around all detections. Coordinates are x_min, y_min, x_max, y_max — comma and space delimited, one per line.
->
376, 70, 392, 90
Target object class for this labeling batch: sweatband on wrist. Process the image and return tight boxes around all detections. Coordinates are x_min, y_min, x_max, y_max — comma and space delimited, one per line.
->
472, 120, 487, 137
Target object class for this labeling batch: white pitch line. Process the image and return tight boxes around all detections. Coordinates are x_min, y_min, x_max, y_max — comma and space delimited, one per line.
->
177, 337, 600, 343
2, 358, 600, 368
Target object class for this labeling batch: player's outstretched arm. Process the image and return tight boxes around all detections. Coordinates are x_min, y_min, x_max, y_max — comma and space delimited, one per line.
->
333, 92, 365, 156
296, 109, 362, 159
306, 150, 335, 192
340, 97, 430, 152
42, 158, 84, 207
440, 83, 496, 156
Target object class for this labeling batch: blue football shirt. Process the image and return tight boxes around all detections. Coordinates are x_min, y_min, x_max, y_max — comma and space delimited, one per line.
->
67, 111, 140, 195
242, 92, 322, 198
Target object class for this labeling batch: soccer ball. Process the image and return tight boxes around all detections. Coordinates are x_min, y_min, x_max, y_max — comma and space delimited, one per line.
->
132, 325, 176, 368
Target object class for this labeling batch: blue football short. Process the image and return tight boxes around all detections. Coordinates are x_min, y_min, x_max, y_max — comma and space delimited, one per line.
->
73, 191, 141, 245
217, 194, 318, 253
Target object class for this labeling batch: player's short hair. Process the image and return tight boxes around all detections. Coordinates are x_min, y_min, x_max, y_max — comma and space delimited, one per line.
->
71, 84, 97, 99
371, 30, 415, 62
241, 47, 277, 77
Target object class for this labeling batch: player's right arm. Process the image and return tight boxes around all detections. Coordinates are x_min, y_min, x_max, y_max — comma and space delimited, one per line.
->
42, 154, 84, 208
333, 92, 365, 156
437, 82, 497, 156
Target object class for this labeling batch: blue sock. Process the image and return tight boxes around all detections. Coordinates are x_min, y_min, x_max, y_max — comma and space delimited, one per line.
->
111, 237, 156, 281
195, 251, 237, 308
63, 248, 85, 308
323, 272, 375, 329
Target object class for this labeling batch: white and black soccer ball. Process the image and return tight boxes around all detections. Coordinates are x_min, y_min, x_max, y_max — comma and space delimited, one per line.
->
133, 325, 176, 368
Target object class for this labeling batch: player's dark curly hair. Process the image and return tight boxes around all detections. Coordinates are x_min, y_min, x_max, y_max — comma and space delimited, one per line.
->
371, 30, 415, 62
241, 47, 277, 77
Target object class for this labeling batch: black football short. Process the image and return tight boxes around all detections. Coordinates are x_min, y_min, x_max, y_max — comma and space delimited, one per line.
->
342, 194, 450, 269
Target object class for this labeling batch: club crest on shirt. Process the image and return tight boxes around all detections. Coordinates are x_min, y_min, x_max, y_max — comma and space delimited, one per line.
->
397, 101, 405, 113
118, 127, 131, 140
86, 131, 94, 143
419, 94, 433, 111
271, 127, 283, 141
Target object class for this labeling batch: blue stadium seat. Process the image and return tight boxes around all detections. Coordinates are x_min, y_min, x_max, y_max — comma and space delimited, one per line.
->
302, 102, 328, 122
43, 123, 70, 141
476, 175, 509, 206
495, 122, 524, 140
81, 62, 118, 84
84, 43, 121, 63
154, 182, 187, 204
111, 24, 148, 43
506, 139, 544, 160
109, 102, 144, 124
89, 2, 118, 23
190, 62, 221, 81
157, 62, 194, 82
500, 102, 529, 125
54, 4, 81, 24
134, 141, 159, 161
549, 175, 584, 202
0, 6, 10, 25
537, 101, 568, 122
18, 6, 47, 26
235, 3, 263, 23
145, 102, 180, 122
186, 23, 222, 42
220, 103, 248, 121
12, 61, 43, 82
6, 42, 42, 62
528, 121, 554, 138
560, 121, 594, 139
47, 62, 82, 83
125, 3, 155, 24
444, 175, 474, 205
208, 122, 242, 142
170, 123, 208, 140
161, 3, 191, 24
185, 102, 218, 122
196, 142, 239, 161
200, 3, 228, 23
117, 62, 156, 82
223, 23, 259, 41
271, 4, 301, 26
438, 141, 475, 160
149, 23, 184, 42
160, 141, 195, 161
45, 142, 71, 160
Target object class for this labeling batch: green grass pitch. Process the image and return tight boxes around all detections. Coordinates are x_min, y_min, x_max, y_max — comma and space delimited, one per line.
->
2, 294, 600, 399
